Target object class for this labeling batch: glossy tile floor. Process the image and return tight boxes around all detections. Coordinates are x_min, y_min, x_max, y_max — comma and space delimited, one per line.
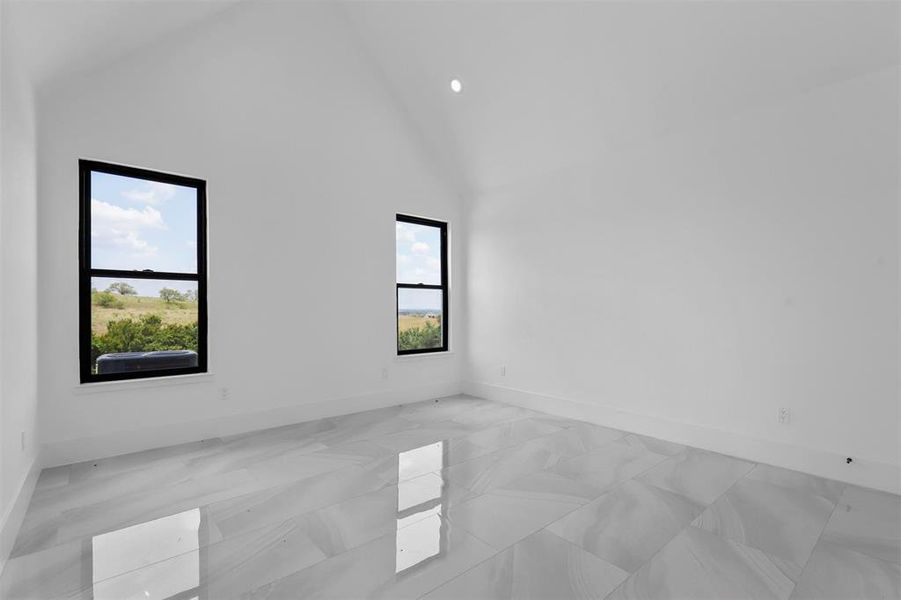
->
2, 395, 899, 599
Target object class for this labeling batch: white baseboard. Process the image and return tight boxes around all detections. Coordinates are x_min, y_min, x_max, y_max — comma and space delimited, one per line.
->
465, 381, 901, 495
42, 381, 463, 468
0, 455, 41, 576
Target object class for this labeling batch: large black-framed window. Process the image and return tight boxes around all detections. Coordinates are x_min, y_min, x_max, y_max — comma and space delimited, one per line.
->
396, 214, 448, 355
79, 160, 208, 383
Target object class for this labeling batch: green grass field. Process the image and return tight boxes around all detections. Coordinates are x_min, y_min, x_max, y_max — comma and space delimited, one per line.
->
92, 295, 198, 336
95, 297, 434, 337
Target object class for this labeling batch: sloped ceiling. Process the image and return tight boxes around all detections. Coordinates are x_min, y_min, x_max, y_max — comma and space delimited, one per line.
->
4, 1, 898, 195
2, 0, 240, 89
341, 1, 900, 194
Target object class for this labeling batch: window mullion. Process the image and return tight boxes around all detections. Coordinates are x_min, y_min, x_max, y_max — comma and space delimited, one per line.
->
90, 269, 200, 281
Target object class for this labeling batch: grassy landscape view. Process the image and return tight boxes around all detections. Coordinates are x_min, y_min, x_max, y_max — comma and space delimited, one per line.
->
92, 293, 198, 335
92, 285, 440, 361
90, 286, 198, 370
397, 311, 442, 351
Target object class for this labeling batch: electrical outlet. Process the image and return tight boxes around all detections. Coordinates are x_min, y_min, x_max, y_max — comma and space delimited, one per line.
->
778, 407, 791, 425
500, 365, 506, 377
220, 387, 229, 401
381, 368, 389, 380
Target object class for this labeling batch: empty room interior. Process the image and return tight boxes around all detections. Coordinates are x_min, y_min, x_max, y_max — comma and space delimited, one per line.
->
1, 1, 899, 598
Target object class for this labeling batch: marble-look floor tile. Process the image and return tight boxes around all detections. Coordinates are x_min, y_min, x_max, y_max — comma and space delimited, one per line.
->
30, 463, 73, 493
637, 448, 754, 505
491, 469, 606, 506
204, 457, 396, 541
6, 396, 900, 600
291, 485, 401, 556
450, 417, 566, 458
549, 439, 668, 494
445, 472, 591, 549
311, 414, 424, 450
443, 436, 563, 495
12, 466, 262, 558
26, 437, 224, 512
3, 469, 470, 600
448, 403, 541, 427
95, 472, 471, 600
820, 485, 901, 565
421, 529, 628, 600
444, 425, 634, 496
607, 526, 795, 600
790, 541, 901, 600
217, 416, 337, 447
558, 422, 626, 450
618, 433, 685, 457
243, 514, 497, 599
306, 438, 398, 465
369, 421, 484, 454
240, 441, 381, 486
547, 479, 703, 572
27, 458, 193, 516
1, 538, 92, 599
68, 438, 225, 486
745, 464, 845, 503
399, 396, 495, 424
89, 517, 330, 600
694, 477, 835, 579
5, 512, 291, 600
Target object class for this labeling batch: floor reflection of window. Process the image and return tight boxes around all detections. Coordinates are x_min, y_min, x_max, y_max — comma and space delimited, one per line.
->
398, 440, 444, 481
395, 441, 448, 574
91, 508, 202, 600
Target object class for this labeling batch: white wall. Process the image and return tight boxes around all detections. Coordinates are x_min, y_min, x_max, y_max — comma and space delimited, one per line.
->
37, 2, 464, 466
0, 4, 41, 565
466, 68, 900, 492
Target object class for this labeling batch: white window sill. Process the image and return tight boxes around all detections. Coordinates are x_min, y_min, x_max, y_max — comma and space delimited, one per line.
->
395, 351, 455, 362
73, 372, 215, 395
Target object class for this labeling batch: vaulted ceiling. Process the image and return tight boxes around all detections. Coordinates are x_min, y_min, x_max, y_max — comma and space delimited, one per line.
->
340, 1, 900, 193
4, 1, 899, 194
2, 0, 239, 89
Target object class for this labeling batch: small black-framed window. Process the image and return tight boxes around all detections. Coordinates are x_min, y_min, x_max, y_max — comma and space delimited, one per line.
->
79, 160, 208, 383
396, 214, 449, 355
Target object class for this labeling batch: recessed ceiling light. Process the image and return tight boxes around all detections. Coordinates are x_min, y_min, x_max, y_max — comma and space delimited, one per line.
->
450, 79, 463, 93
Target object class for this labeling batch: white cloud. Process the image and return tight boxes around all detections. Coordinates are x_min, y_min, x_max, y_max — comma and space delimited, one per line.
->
411, 242, 430, 255
92, 199, 165, 229
121, 181, 177, 205
93, 230, 157, 255
396, 222, 416, 243
91, 198, 165, 257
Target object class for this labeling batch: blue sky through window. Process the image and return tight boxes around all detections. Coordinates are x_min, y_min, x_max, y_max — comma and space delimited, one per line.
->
396, 220, 443, 311
91, 171, 197, 283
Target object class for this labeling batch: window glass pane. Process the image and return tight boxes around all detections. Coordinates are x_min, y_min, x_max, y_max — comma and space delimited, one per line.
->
396, 221, 442, 285
90, 171, 198, 273
90, 277, 199, 375
398, 288, 443, 351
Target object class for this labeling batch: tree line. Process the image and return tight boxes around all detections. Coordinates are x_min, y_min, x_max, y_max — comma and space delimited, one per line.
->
91, 314, 198, 368
92, 283, 197, 308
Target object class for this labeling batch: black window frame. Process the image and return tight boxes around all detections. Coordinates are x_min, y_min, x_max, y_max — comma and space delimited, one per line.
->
78, 159, 208, 383
396, 214, 449, 355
